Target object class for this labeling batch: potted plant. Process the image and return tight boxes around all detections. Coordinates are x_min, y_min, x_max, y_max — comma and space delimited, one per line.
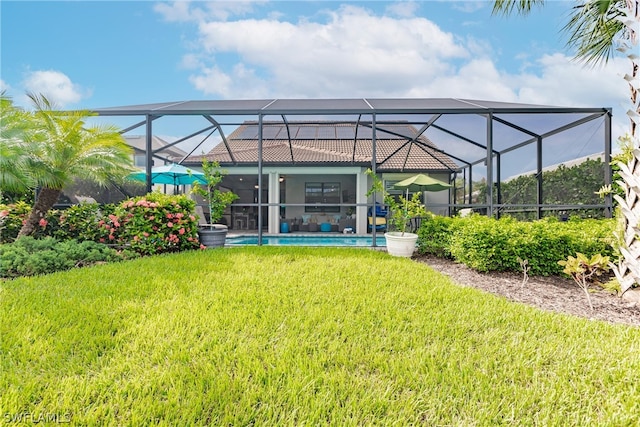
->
366, 169, 427, 257
191, 159, 238, 248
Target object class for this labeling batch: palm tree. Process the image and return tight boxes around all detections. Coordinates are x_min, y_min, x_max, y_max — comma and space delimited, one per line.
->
493, 1, 639, 295
13, 93, 134, 237
0, 93, 33, 194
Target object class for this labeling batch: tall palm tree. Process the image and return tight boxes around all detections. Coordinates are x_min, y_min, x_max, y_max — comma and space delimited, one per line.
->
493, 1, 639, 295
14, 93, 134, 237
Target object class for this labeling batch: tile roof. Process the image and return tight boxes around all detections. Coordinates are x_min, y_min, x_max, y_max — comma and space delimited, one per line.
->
185, 122, 459, 172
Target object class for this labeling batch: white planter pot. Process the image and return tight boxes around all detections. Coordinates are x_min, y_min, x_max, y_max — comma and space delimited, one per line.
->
384, 232, 419, 257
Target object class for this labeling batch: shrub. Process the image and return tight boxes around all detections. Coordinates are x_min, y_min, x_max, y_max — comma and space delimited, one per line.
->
56, 202, 117, 242
104, 193, 202, 255
0, 237, 133, 278
0, 201, 61, 243
558, 253, 611, 311
420, 214, 616, 276
0, 201, 30, 243
417, 215, 456, 258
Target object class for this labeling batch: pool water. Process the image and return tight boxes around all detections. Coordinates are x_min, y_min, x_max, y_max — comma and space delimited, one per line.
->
226, 234, 386, 247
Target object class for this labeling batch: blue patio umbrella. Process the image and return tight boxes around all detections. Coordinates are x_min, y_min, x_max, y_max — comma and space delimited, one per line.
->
127, 163, 207, 186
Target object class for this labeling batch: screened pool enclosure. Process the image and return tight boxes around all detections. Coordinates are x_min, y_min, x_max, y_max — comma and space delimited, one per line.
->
92, 98, 613, 241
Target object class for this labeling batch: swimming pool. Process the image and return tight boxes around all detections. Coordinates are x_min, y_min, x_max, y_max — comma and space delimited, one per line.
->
226, 234, 386, 247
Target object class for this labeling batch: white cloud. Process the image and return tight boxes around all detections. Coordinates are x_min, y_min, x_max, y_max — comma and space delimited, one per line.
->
190, 5, 468, 98
385, 1, 419, 18
21, 70, 88, 107
189, 63, 270, 98
162, 3, 629, 140
154, 1, 264, 23
180, 53, 203, 70
452, 2, 488, 13
514, 53, 628, 108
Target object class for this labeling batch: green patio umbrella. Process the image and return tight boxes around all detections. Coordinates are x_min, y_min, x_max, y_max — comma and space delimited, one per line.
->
393, 173, 451, 193
393, 173, 452, 206
127, 163, 207, 186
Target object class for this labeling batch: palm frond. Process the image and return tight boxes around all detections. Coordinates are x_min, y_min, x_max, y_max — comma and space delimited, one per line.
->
562, 0, 626, 65
492, 0, 546, 16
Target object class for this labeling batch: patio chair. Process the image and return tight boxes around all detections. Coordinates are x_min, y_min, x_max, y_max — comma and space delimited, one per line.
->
367, 204, 387, 232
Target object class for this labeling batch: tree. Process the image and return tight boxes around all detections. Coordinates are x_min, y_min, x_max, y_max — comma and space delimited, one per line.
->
0, 93, 32, 194
3, 93, 134, 238
492, 0, 639, 295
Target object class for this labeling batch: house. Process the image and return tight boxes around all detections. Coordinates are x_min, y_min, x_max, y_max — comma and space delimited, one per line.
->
124, 135, 188, 168
183, 121, 459, 234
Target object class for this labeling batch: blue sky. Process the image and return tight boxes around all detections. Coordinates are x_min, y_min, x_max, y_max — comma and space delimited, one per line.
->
0, 0, 631, 170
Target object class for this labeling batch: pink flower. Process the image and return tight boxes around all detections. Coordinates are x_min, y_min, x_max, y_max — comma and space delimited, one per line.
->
108, 234, 115, 240
143, 232, 150, 237
166, 213, 174, 219
133, 235, 140, 242
148, 216, 155, 221
39, 218, 48, 228
167, 221, 174, 228
0, 210, 9, 217
176, 212, 184, 219
178, 228, 185, 235
200, 244, 207, 250
99, 238, 105, 243
189, 215, 195, 221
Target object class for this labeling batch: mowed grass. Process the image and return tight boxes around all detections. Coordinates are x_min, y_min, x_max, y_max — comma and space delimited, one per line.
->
2, 247, 639, 425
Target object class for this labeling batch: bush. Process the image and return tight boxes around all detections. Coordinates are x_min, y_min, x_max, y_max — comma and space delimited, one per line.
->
0, 237, 134, 278
56, 202, 117, 242
417, 215, 456, 258
0, 201, 30, 243
0, 201, 62, 243
103, 193, 202, 255
418, 214, 616, 276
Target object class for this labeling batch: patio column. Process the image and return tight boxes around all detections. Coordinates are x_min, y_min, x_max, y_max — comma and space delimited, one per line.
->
355, 171, 368, 234
268, 172, 280, 233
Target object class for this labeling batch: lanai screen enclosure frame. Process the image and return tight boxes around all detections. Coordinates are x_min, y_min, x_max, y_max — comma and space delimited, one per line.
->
93, 98, 613, 243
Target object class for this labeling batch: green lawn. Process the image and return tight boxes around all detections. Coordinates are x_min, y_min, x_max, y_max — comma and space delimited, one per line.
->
2, 247, 639, 425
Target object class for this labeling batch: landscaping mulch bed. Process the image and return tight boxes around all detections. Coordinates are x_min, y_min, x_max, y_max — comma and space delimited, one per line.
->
415, 255, 640, 327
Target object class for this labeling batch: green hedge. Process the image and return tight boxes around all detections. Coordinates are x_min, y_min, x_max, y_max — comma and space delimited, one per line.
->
417, 215, 615, 276
417, 215, 457, 258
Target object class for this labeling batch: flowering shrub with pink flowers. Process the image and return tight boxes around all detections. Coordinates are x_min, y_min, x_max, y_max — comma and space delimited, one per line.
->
103, 193, 202, 255
2, 193, 202, 256
56, 202, 116, 242
0, 201, 61, 243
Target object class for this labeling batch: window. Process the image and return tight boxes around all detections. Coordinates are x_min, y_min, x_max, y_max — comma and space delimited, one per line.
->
305, 182, 340, 212
134, 154, 147, 167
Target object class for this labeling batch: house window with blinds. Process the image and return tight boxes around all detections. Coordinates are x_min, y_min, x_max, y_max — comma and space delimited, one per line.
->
305, 182, 341, 212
